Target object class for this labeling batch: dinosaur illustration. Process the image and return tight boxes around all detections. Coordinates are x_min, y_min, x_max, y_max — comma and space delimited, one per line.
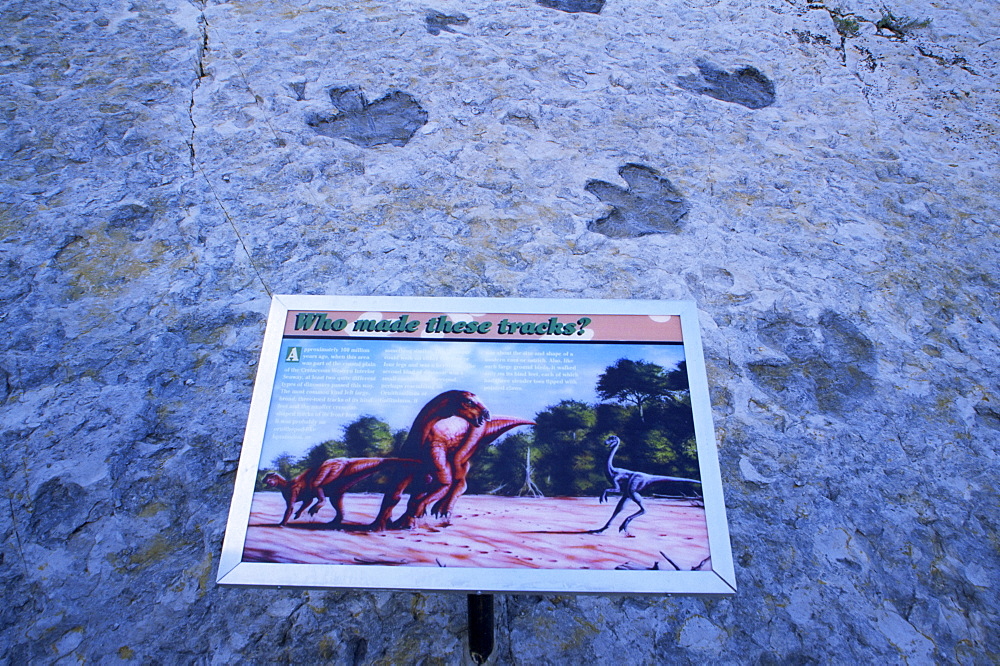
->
591, 435, 701, 534
262, 471, 319, 525
426, 416, 536, 519
370, 390, 492, 531
263, 456, 422, 527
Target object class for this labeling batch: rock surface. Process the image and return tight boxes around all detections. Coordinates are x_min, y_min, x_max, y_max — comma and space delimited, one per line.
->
2, 0, 998, 663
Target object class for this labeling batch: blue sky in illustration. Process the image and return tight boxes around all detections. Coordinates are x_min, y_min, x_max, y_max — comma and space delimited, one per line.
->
258, 338, 685, 466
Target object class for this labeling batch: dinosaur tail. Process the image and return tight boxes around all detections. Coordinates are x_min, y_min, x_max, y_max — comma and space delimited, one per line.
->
651, 475, 702, 485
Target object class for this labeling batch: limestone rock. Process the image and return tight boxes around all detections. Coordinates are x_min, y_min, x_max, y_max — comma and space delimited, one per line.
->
2, 0, 998, 662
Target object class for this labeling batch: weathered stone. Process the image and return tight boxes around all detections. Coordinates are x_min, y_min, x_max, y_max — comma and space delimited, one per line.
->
677, 60, 776, 109
308, 87, 429, 148
585, 164, 690, 237
2, 0, 999, 662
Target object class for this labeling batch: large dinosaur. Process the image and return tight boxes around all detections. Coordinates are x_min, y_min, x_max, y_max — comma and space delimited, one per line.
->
426, 416, 536, 519
263, 456, 422, 527
370, 390, 491, 531
590, 435, 701, 534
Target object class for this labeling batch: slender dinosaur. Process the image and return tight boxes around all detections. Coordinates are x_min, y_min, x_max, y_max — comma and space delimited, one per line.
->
370, 390, 492, 531
591, 435, 701, 534
264, 456, 422, 527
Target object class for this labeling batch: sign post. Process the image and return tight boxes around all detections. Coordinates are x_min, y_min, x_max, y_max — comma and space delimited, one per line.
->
468, 594, 494, 664
218, 295, 735, 656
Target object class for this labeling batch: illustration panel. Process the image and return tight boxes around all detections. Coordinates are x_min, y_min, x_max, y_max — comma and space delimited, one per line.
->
218, 296, 735, 595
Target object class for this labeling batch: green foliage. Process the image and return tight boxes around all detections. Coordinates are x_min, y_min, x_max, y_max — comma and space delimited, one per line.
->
256, 416, 396, 491
534, 399, 596, 439
305, 442, 331, 468
533, 400, 599, 496
270, 453, 295, 479
343, 415, 395, 457
596, 358, 688, 419
493, 359, 699, 496
832, 14, 860, 37
259, 358, 701, 498
876, 11, 931, 36
645, 430, 678, 466
466, 432, 533, 495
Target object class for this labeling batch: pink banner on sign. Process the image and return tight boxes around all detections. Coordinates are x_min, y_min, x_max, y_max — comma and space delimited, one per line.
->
283, 311, 683, 343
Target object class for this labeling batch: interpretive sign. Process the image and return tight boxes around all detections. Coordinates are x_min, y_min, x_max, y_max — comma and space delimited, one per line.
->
218, 295, 735, 594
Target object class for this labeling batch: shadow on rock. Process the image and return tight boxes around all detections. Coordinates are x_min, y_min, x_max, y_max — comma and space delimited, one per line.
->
750, 310, 876, 414
425, 11, 469, 35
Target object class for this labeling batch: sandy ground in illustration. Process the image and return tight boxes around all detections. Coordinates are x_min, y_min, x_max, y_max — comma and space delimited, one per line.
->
242, 492, 710, 571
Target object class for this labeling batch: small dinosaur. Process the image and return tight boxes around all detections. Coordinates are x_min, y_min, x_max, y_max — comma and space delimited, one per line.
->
591, 435, 701, 534
263, 456, 421, 527
262, 470, 318, 525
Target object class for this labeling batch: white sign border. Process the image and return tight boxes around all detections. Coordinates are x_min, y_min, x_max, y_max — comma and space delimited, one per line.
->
217, 295, 735, 596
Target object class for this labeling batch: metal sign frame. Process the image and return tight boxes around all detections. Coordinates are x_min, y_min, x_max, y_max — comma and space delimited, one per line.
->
218, 295, 735, 595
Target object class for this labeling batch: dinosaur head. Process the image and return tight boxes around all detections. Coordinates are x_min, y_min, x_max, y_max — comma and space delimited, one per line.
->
451, 390, 491, 427
262, 472, 285, 487
605, 435, 620, 448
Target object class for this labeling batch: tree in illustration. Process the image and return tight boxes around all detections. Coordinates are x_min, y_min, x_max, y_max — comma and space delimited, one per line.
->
518, 446, 544, 497
270, 453, 296, 479
596, 358, 688, 419
533, 400, 598, 496
343, 415, 395, 458
467, 431, 533, 496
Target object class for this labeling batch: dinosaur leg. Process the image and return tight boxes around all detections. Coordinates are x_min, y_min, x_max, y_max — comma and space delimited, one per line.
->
432, 461, 470, 518
391, 478, 431, 529
371, 473, 411, 531
619, 490, 646, 533
329, 493, 344, 527
295, 497, 317, 520
399, 447, 451, 526
405, 487, 433, 519
306, 488, 327, 517
430, 479, 463, 518
590, 494, 630, 534
418, 463, 463, 519
599, 487, 621, 504
279, 490, 297, 526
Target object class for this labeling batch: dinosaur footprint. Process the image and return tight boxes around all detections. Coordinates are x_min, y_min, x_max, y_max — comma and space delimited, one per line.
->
536, 0, 605, 14
677, 60, 775, 109
585, 164, 690, 238
307, 86, 428, 147
425, 11, 469, 35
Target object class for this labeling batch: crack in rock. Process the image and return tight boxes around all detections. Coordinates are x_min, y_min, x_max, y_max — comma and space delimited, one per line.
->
677, 60, 775, 109
585, 164, 689, 238
188, 11, 209, 169
307, 86, 428, 148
